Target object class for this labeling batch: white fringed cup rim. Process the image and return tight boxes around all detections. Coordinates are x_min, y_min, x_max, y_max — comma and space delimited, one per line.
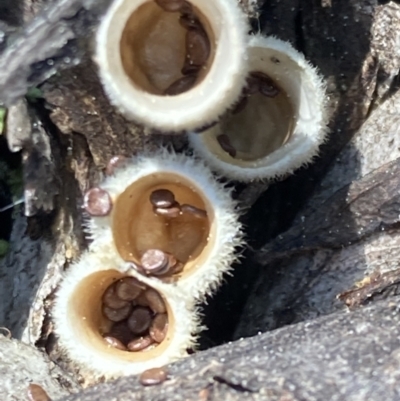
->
188, 35, 329, 181
95, 0, 249, 132
53, 251, 200, 379
85, 149, 244, 300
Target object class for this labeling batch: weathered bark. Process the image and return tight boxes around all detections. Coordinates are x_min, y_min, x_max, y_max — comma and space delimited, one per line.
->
198, 0, 400, 346
0, 0, 113, 107
235, 2, 400, 339
60, 297, 400, 401
0, 334, 80, 401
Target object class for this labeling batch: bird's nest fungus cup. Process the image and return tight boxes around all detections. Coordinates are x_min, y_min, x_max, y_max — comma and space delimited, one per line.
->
84, 151, 243, 296
113, 175, 210, 279
54, 252, 198, 378
54, 151, 243, 377
188, 35, 329, 181
95, 0, 249, 132
55, 8, 330, 381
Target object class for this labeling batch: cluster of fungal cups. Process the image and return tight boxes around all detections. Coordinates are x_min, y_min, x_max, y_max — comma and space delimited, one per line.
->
54, 152, 242, 379
96, 0, 328, 180
54, 0, 329, 383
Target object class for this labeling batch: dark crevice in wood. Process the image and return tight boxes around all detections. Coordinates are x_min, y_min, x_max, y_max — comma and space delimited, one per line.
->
294, 7, 306, 54
0, 136, 20, 241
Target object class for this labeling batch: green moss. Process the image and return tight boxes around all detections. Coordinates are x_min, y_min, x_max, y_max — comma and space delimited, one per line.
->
26, 87, 43, 102
0, 108, 5, 135
0, 239, 9, 257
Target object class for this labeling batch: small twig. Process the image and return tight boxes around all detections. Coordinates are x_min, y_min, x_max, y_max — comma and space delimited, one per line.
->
0, 197, 25, 212
338, 269, 400, 308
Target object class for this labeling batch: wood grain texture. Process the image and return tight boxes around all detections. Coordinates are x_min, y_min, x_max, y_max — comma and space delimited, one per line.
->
60, 297, 400, 401
0, 335, 80, 401
235, 1, 400, 339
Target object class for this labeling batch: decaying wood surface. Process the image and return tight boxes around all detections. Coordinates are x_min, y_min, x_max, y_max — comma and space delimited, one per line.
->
0, 0, 112, 107
1, 0, 400, 399
0, 334, 80, 401
195, 0, 400, 346
235, 1, 400, 339
61, 297, 400, 401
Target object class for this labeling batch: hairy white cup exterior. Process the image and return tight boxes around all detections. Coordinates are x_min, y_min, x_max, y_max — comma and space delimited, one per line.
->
95, 0, 249, 132
54, 251, 198, 379
86, 149, 244, 299
188, 35, 329, 181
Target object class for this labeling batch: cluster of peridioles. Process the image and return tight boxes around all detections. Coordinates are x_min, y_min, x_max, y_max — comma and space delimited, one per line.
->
54, 0, 329, 381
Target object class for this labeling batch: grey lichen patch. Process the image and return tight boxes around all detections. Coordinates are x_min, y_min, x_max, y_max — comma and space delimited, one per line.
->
6, 97, 31, 153
60, 298, 400, 401
0, 335, 81, 401
0, 215, 68, 344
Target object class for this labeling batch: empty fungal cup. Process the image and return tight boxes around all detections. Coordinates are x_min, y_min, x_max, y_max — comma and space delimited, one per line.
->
95, 0, 249, 132
188, 35, 329, 181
